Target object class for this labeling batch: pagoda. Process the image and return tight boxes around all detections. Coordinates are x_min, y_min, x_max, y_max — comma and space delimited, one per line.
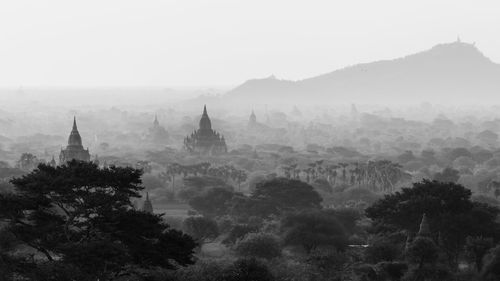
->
184, 105, 227, 155
59, 117, 91, 163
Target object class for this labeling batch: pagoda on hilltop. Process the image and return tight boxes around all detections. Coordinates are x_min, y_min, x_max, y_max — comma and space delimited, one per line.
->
59, 117, 91, 163
184, 105, 227, 155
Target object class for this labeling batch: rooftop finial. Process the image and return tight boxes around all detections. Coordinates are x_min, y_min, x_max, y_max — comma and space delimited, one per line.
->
203, 105, 207, 115
73, 116, 77, 130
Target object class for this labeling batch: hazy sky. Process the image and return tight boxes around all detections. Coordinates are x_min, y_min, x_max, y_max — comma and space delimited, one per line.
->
0, 0, 499, 88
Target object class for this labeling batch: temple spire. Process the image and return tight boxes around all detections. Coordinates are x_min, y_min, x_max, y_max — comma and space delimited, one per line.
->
153, 114, 159, 126
142, 192, 153, 213
417, 213, 431, 237
203, 105, 208, 115
72, 116, 78, 131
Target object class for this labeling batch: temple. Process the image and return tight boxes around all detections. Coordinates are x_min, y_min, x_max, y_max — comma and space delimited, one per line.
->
184, 105, 227, 155
141, 192, 153, 213
248, 110, 257, 128
59, 117, 91, 163
147, 114, 169, 143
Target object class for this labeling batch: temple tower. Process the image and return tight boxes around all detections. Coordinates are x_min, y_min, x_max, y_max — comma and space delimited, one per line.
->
59, 117, 91, 163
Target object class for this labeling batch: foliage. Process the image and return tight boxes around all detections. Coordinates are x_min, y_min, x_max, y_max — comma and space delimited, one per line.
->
406, 236, 439, 267
365, 237, 402, 263
401, 264, 452, 281
234, 232, 282, 260
16, 152, 39, 171
222, 224, 259, 245
252, 178, 322, 216
306, 247, 350, 279
182, 216, 219, 242
178, 176, 232, 201
366, 180, 500, 265
0, 160, 197, 280
375, 261, 408, 281
175, 260, 230, 281
189, 187, 235, 217
174, 258, 274, 281
433, 167, 460, 183
224, 258, 275, 281
481, 245, 500, 281
281, 209, 349, 253
464, 236, 494, 271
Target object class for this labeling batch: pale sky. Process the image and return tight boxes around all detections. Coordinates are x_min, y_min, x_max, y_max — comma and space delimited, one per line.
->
0, 0, 499, 88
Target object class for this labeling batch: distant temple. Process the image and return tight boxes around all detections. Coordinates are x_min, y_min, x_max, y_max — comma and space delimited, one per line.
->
147, 114, 169, 143
248, 110, 257, 128
59, 117, 91, 163
49, 156, 57, 167
184, 105, 227, 155
141, 192, 153, 213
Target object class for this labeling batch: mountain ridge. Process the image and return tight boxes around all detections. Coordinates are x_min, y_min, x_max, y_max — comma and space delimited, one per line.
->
225, 40, 500, 104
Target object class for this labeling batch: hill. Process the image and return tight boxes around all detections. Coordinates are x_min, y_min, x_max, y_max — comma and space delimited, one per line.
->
225, 40, 500, 105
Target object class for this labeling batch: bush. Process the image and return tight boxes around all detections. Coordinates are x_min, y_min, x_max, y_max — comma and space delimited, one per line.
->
234, 233, 281, 260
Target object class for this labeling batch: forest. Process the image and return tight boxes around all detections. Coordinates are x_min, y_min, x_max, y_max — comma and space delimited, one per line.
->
1, 103, 500, 281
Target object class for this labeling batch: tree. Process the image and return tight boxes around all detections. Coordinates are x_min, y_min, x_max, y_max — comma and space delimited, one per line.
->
375, 262, 408, 281
307, 247, 350, 280
464, 236, 494, 272
179, 176, 232, 201
281, 210, 349, 253
251, 178, 322, 216
189, 187, 235, 217
366, 180, 500, 267
0, 160, 197, 280
234, 232, 281, 260
433, 167, 460, 183
16, 152, 38, 171
225, 258, 275, 281
182, 216, 219, 242
222, 224, 259, 245
365, 238, 402, 263
482, 245, 500, 281
406, 237, 439, 268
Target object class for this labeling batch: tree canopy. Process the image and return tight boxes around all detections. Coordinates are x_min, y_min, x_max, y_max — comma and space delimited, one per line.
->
366, 179, 500, 265
0, 160, 197, 280
252, 178, 322, 216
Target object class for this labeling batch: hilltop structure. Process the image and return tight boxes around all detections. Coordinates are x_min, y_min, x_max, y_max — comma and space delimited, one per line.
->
184, 105, 227, 155
59, 117, 91, 163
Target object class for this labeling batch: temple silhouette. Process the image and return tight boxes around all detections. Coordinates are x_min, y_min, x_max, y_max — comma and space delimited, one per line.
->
184, 105, 227, 155
59, 117, 91, 163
